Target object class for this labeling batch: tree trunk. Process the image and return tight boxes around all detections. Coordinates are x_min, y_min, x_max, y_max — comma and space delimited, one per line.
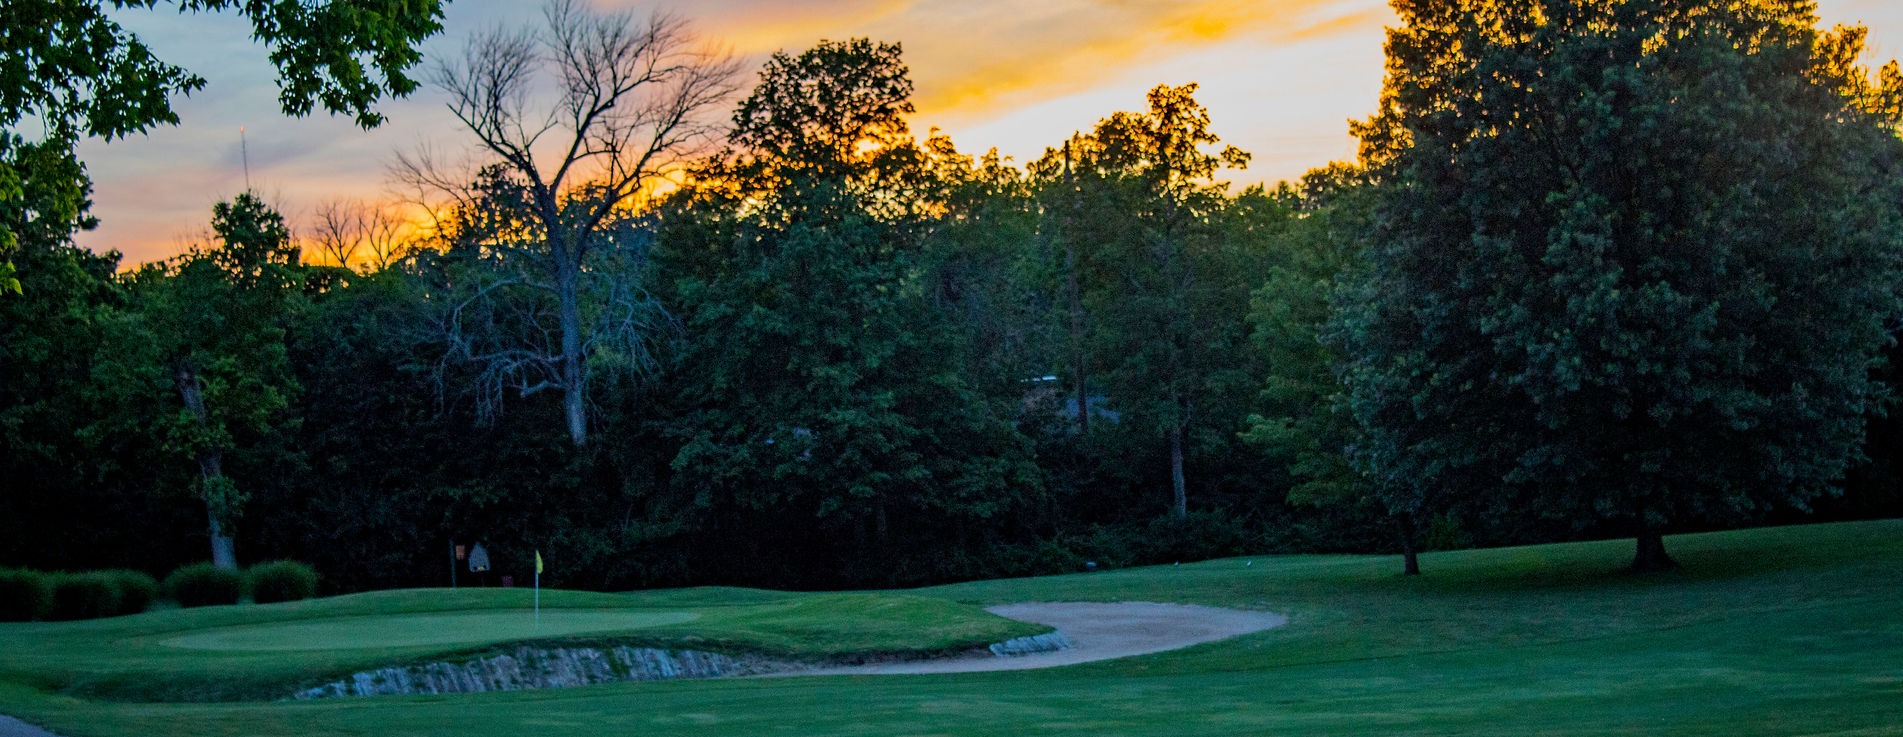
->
1632, 527, 1679, 572
174, 363, 238, 570
1064, 141, 1089, 437
557, 253, 588, 448
1070, 289, 1087, 435
1396, 514, 1421, 576
207, 510, 237, 571
1169, 424, 1187, 519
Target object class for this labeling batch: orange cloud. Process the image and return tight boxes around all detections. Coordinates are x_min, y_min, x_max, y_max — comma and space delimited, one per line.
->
913, 1, 1392, 118
656, 0, 1389, 125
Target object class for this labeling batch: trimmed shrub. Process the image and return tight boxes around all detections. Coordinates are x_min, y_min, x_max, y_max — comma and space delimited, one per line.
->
246, 561, 319, 604
49, 573, 122, 621
0, 568, 53, 622
164, 563, 243, 608
102, 570, 161, 616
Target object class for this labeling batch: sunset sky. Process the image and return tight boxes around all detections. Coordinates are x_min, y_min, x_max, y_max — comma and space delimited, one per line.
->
72, 0, 1903, 266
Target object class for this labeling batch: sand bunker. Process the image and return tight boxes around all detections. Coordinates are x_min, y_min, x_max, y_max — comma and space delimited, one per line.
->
802, 601, 1287, 676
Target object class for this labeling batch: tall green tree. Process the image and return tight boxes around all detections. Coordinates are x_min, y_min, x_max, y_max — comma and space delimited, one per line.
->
1036, 84, 1254, 519
0, 138, 163, 570
102, 193, 303, 569
1339, 0, 1903, 573
919, 145, 1055, 398
656, 39, 1038, 584
1242, 166, 1372, 519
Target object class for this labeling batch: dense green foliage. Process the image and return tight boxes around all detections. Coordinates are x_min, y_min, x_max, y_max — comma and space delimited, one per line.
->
2, 0, 444, 572
163, 563, 242, 608
1034, 83, 1259, 520
0, 521, 1895, 734
100, 570, 158, 616
1339, 0, 1903, 573
0, 568, 156, 621
47, 573, 119, 621
244, 561, 318, 604
0, 571, 157, 624
98, 193, 304, 569
3, 1, 1902, 591
0, 569, 51, 622
651, 40, 1043, 585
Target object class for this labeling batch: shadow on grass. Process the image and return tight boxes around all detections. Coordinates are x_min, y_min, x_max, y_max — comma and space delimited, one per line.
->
1386, 519, 1903, 596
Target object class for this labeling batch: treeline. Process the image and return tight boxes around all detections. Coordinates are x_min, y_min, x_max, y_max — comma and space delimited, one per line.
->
5, 1, 1903, 590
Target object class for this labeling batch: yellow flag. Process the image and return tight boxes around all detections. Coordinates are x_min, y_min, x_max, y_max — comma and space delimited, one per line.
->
535, 550, 544, 575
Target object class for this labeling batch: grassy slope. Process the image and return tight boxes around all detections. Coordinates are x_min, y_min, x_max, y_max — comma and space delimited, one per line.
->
2, 520, 1901, 736
0, 588, 1044, 703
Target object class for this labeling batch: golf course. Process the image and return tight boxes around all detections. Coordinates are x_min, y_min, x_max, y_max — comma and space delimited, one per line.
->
0, 519, 1898, 736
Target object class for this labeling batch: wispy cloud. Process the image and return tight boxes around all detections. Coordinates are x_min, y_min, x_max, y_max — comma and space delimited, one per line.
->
671, 0, 1389, 122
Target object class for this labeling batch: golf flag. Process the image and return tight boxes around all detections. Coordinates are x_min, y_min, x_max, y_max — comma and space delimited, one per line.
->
533, 549, 542, 628
536, 550, 544, 574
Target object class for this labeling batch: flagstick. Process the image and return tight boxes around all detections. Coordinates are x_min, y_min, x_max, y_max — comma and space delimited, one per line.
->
533, 567, 540, 629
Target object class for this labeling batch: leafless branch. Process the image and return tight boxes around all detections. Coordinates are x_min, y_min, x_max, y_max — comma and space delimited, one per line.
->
401, 0, 739, 446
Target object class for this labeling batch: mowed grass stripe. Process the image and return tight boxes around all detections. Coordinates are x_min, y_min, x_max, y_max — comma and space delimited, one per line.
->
158, 610, 701, 651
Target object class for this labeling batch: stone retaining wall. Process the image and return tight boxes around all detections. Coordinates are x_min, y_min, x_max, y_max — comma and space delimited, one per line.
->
292, 645, 793, 699
292, 629, 1070, 699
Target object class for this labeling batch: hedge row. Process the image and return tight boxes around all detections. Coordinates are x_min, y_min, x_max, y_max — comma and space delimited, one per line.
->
0, 568, 159, 621
0, 568, 51, 621
164, 561, 321, 608
0, 561, 320, 621
246, 560, 319, 604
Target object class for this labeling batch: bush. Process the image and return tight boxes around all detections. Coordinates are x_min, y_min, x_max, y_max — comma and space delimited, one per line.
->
49, 573, 122, 621
246, 560, 319, 604
101, 570, 160, 616
0, 568, 52, 622
164, 563, 243, 608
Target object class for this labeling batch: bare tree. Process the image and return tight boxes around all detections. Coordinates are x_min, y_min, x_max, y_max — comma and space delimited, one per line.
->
309, 199, 365, 268
394, 0, 740, 447
309, 198, 415, 271
359, 203, 411, 271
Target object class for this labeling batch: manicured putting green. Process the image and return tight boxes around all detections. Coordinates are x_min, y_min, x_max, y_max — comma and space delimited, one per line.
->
160, 609, 699, 651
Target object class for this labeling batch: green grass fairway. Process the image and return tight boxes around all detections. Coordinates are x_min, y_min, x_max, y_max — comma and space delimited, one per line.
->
160, 609, 701, 651
3, 519, 1902, 736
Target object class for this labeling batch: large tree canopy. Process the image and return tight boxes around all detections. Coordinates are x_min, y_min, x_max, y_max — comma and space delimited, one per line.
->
99, 193, 303, 568
1340, 0, 1903, 573
654, 39, 1040, 584
1031, 84, 1256, 520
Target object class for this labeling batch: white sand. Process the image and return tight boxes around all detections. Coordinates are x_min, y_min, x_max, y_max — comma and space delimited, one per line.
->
799, 601, 1287, 676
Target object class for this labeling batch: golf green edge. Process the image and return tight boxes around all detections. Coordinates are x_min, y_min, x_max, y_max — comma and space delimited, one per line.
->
0, 589, 1047, 703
